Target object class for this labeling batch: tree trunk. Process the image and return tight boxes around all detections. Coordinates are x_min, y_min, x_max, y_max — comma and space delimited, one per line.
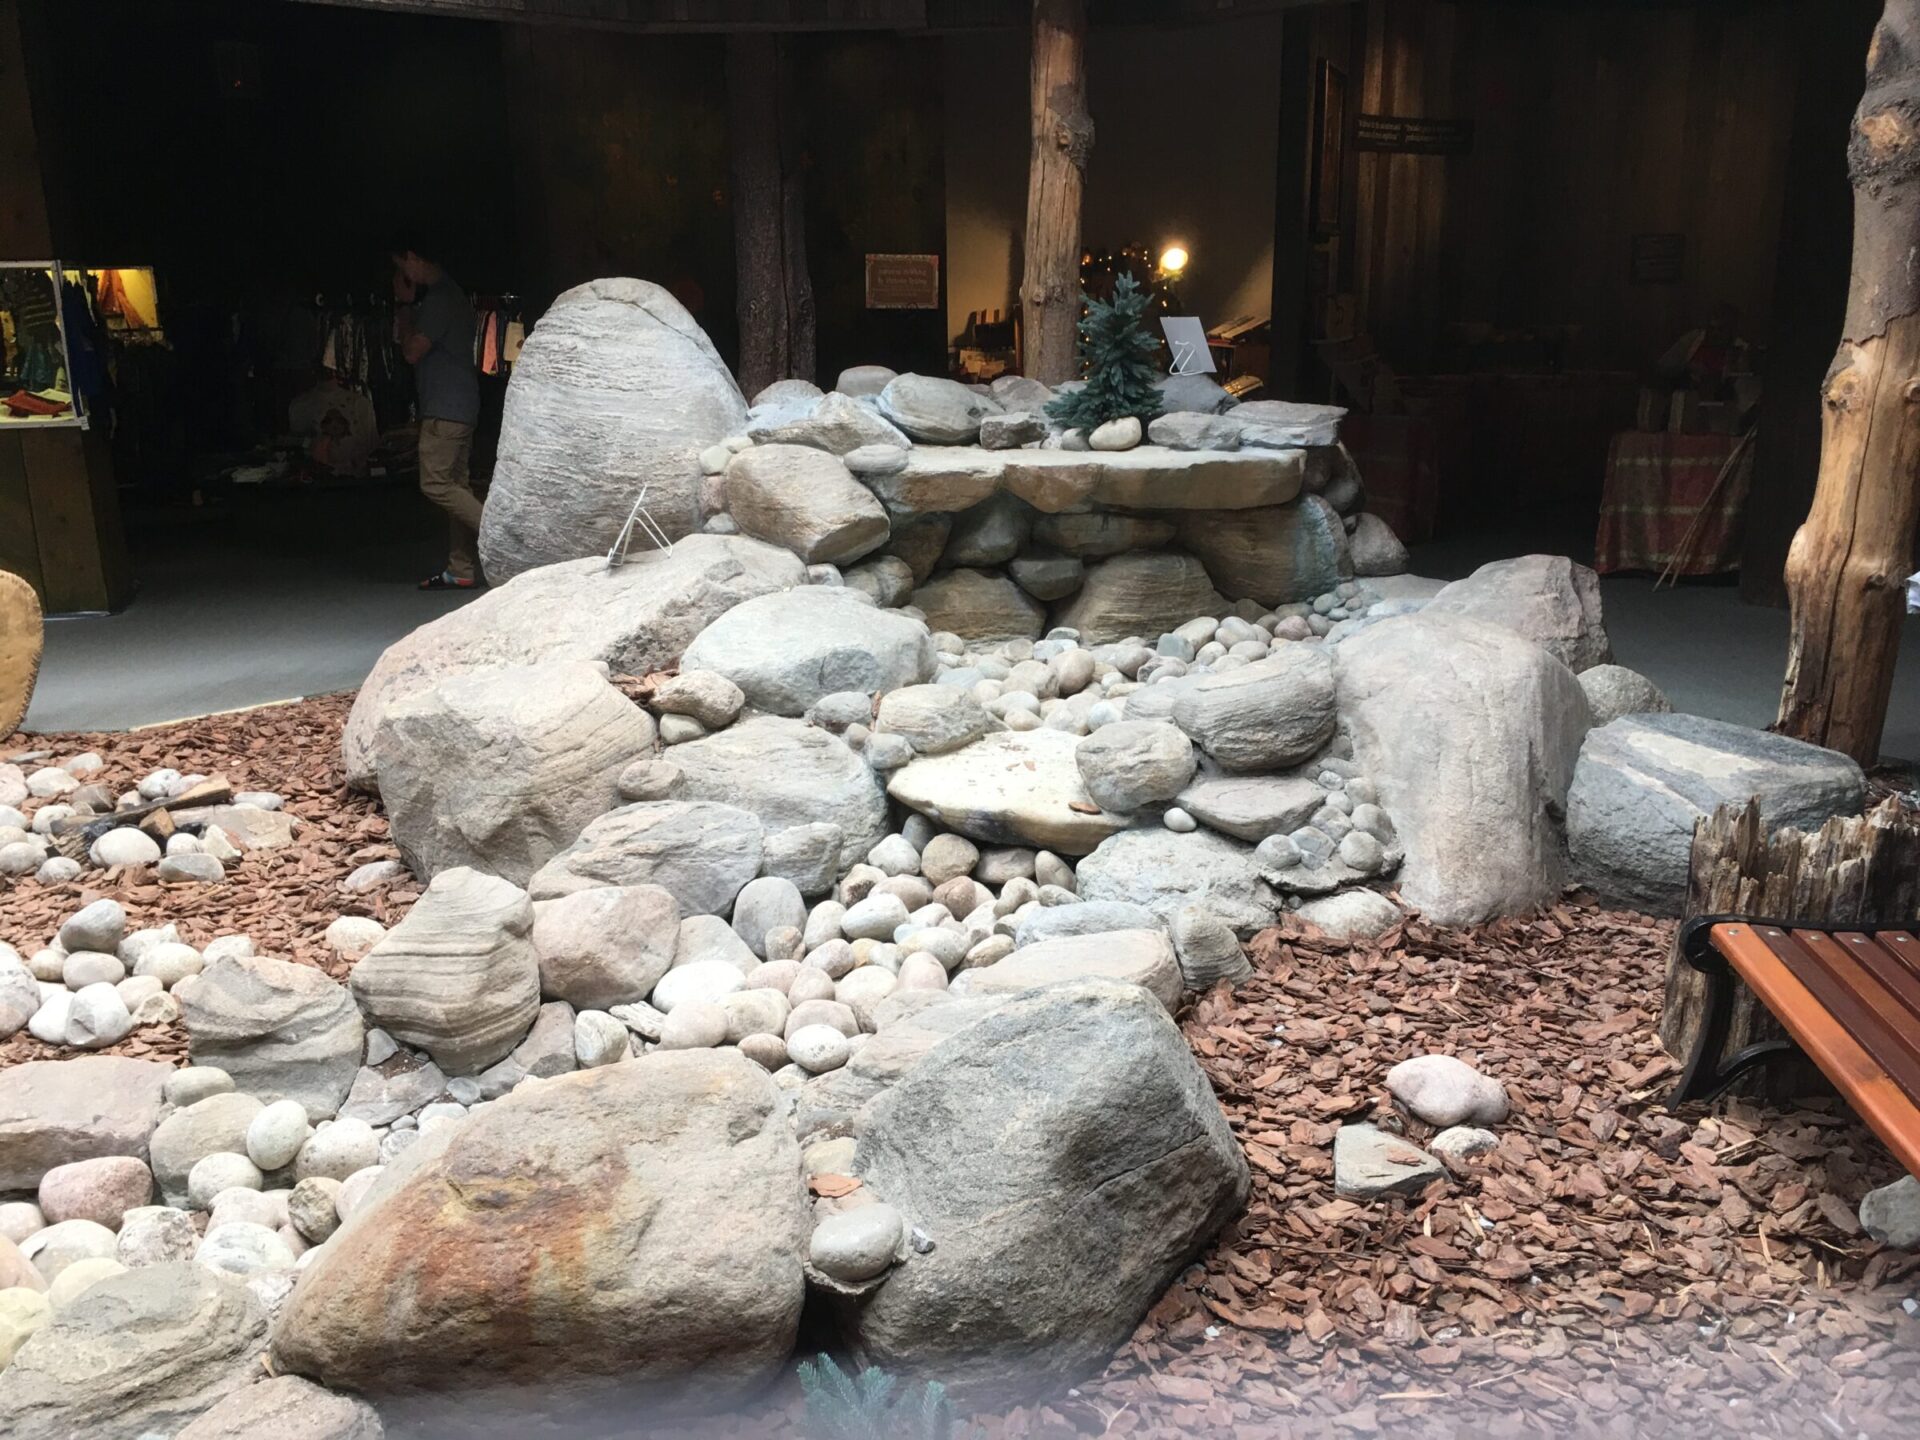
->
1660, 796, 1920, 1096
728, 33, 815, 398
1019, 0, 1092, 386
1777, 2, 1920, 765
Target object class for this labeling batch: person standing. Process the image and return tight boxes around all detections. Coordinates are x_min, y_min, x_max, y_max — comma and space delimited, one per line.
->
392, 244, 484, 590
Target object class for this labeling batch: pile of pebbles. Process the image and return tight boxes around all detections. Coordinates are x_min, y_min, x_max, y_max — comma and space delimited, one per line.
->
0, 899, 225, 1048
0, 752, 290, 886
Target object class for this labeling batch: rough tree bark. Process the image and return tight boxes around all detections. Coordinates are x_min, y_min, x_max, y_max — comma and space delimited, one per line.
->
727, 33, 815, 398
1019, 0, 1092, 386
1777, 2, 1920, 765
1660, 796, 1920, 1096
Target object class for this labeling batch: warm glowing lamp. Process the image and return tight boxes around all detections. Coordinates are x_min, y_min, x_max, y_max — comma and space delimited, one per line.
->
1158, 243, 1190, 275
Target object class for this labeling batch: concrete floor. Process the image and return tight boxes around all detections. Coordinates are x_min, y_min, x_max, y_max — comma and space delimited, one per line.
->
21, 490, 1920, 764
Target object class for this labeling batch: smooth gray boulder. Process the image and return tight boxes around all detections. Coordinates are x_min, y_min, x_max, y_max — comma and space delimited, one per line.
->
173, 956, 364, 1121
661, 716, 889, 879
532, 884, 680, 1010
1052, 552, 1226, 645
1348, 513, 1410, 577
1174, 773, 1325, 842
1334, 613, 1591, 924
1425, 554, 1612, 673
887, 730, 1130, 856
752, 390, 909, 455
1169, 648, 1337, 772
1566, 713, 1866, 914
680, 587, 934, 716
1075, 827, 1281, 936
1073, 721, 1196, 813
528, 801, 764, 915
0, 1057, 171, 1192
1577, 664, 1673, 726
910, 568, 1046, 642
1011, 900, 1165, 949
724, 444, 891, 565
1178, 496, 1352, 605
878, 373, 996, 444
375, 660, 656, 885
873, 685, 995, 757
841, 979, 1246, 1403
479, 278, 748, 582
343, 535, 803, 790
349, 868, 541, 1075
0, 1262, 268, 1439
273, 1052, 805, 1411
957, 929, 1183, 1012
175, 1374, 385, 1440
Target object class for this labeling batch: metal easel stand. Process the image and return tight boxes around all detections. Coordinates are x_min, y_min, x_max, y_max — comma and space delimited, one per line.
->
606, 482, 674, 569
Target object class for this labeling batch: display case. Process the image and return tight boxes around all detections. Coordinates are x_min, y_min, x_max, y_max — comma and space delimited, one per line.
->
0, 260, 84, 427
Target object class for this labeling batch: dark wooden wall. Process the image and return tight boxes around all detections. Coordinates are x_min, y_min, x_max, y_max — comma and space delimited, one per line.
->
1351, 0, 1800, 378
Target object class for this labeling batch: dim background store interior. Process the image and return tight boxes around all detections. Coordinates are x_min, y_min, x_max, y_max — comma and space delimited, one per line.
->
1, 0, 1913, 751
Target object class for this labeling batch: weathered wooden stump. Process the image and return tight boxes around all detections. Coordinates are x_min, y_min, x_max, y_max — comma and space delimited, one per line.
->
1661, 795, 1920, 1096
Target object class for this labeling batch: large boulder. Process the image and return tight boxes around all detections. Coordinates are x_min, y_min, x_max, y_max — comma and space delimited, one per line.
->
0, 1262, 268, 1439
0, 1057, 171, 1192
887, 730, 1131, 856
528, 801, 764, 915
375, 661, 655, 885
349, 868, 541, 1076
273, 1052, 805, 1411
343, 535, 804, 790
1334, 613, 1591, 924
1425, 555, 1611, 673
1052, 553, 1226, 645
1566, 713, 1867, 913
174, 1374, 385, 1440
1075, 827, 1282, 936
680, 587, 934, 716
955, 930, 1183, 1011
1178, 496, 1352, 605
1168, 648, 1336, 772
662, 716, 888, 878
532, 885, 680, 1010
173, 956, 364, 1120
724, 445, 891, 566
878, 373, 996, 444
841, 980, 1246, 1402
909, 568, 1045, 642
479, 278, 748, 582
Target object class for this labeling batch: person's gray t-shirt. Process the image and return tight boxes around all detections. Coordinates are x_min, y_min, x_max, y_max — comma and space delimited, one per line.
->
411, 277, 481, 425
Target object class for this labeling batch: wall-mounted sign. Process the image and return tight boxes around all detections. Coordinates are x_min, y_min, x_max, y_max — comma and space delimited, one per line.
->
1353, 114, 1474, 155
864, 253, 941, 310
1629, 232, 1686, 284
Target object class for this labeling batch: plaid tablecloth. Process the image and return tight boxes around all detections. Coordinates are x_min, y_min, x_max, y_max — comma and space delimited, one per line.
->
1593, 430, 1752, 576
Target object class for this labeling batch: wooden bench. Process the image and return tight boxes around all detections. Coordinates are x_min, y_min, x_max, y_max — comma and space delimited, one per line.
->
1671, 915, 1920, 1179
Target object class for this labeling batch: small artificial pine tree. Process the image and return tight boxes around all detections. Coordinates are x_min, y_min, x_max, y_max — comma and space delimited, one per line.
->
1043, 272, 1164, 432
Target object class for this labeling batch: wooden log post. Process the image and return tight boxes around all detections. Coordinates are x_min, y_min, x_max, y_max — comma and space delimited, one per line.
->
1660, 796, 1920, 1096
727, 33, 816, 398
1019, 0, 1092, 386
1777, 1, 1920, 766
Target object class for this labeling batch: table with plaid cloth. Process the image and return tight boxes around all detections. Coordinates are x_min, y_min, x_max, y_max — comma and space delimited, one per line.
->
1593, 430, 1753, 576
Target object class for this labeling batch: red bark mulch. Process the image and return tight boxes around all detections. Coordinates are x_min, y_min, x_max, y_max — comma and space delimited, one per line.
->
6, 701, 1920, 1436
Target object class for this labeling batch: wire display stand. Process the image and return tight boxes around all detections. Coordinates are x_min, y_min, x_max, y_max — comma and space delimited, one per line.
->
606, 482, 674, 569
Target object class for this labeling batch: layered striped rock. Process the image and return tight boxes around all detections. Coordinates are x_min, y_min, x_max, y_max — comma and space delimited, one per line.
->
348, 868, 541, 1076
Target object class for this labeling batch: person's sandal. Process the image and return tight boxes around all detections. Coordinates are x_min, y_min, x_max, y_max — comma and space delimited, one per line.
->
418, 571, 481, 591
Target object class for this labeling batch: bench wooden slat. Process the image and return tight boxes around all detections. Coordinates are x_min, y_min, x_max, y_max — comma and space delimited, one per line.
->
1835, 931, 1920, 1028
1708, 922, 1920, 1180
1782, 929, 1920, 1096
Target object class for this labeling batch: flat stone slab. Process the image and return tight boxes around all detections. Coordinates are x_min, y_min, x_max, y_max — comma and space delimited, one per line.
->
1176, 774, 1326, 842
868, 446, 1303, 515
886, 730, 1131, 856
1333, 1123, 1445, 1200
1566, 712, 1866, 914
954, 929, 1182, 1012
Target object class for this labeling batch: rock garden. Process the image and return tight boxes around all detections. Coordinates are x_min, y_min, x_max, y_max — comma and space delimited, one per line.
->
1, 279, 1917, 1439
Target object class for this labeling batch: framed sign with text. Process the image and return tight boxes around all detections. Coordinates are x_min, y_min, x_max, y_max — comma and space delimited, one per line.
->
864, 253, 941, 310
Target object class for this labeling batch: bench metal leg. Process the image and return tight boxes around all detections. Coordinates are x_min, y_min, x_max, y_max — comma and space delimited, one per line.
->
1668, 917, 1800, 1106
